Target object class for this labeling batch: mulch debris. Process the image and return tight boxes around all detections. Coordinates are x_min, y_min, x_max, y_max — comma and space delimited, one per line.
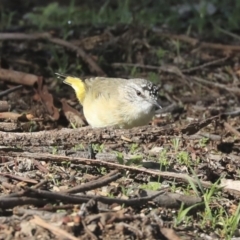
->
1, 6, 240, 239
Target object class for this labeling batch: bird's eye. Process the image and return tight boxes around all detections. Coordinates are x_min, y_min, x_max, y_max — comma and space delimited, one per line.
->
136, 90, 141, 96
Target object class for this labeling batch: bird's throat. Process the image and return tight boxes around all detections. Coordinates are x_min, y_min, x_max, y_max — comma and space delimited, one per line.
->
63, 77, 86, 104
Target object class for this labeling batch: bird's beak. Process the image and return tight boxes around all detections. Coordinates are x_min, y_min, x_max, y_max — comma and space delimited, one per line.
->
153, 99, 162, 109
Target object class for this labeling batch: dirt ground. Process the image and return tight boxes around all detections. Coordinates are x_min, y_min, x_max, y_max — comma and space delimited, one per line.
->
1, 1, 240, 239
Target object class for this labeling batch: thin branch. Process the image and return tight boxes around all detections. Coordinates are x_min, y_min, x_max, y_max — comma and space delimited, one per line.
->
6, 152, 239, 197
31, 215, 79, 240
0, 32, 106, 76
224, 121, 240, 138
64, 170, 122, 194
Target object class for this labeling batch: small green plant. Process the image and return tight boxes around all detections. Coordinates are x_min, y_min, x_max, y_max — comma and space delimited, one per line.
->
115, 151, 124, 165
156, 48, 168, 62
194, 2, 209, 34
91, 143, 105, 153
130, 143, 139, 153
172, 138, 181, 152
198, 178, 239, 238
121, 185, 133, 196
170, 182, 177, 193
0, 10, 15, 30
220, 203, 240, 238
50, 174, 60, 186
126, 155, 143, 166
177, 151, 190, 166
199, 137, 209, 147
177, 172, 240, 238
28, 120, 38, 132
174, 202, 202, 227
70, 122, 77, 129
51, 146, 58, 155
158, 149, 170, 183
171, 40, 181, 59
73, 143, 85, 151
199, 189, 220, 232
147, 72, 159, 84
140, 182, 161, 191
47, 47, 70, 75
24, 1, 76, 38
129, 66, 140, 78
23, 0, 134, 35
61, 161, 71, 169
97, 0, 132, 24
107, 192, 115, 198
158, 149, 170, 168
98, 167, 107, 175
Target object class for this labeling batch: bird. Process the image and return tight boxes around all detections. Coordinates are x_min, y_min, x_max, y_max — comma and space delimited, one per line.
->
56, 73, 161, 129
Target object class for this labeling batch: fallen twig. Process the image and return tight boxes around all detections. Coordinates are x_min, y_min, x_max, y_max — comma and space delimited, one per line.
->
20, 187, 166, 207
6, 152, 240, 197
154, 31, 240, 53
0, 68, 38, 86
112, 57, 228, 75
31, 215, 79, 240
0, 197, 48, 208
32, 180, 49, 189
0, 32, 106, 76
0, 172, 38, 184
191, 76, 240, 95
138, 189, 203, 208
181, 57, 228, 73
112, 62, 184, 77
0, 125, 177, 146
224, 121, 240, 138
64, 170, 122, 193
222, 109, 240, 117
0, 119, 216, 147
82, 219, 98, 240
0, 85, 23, 97
49, 37, 106, 76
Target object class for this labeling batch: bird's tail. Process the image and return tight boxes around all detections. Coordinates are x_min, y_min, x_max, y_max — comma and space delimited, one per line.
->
55, 73, 86, 104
